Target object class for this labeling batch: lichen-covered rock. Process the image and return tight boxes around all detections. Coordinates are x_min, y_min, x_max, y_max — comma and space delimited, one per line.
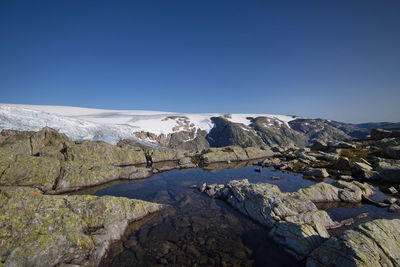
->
0, 128, 192, 192
204, 179, 334, 260
307, 219, 400, 267
0, 186, 163, 267
295, 181, 374, 203
352, 161, 376, 179
149, 149, 185, 162
178, 157, 196, 168
304, 168, 330, 178
200, 146, 272, 164
30, 127, 69, 155
65, 141, 146, 165
0, 154, 61, 192
372, 157, 400, 171
53, 163, 151, 193
269, 221, 329, 261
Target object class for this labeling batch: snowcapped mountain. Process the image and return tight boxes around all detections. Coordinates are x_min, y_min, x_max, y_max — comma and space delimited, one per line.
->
0, 104, 377, 150
0, 104, 296, 144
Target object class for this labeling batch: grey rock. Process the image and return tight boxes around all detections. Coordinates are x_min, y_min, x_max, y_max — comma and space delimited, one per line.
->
370, 128, 400, 140
307, 219, 400, 267
381, 146, 400, 159
311, 140, 328, 151
384, 198, 398, 204
379, 168, 400, 183
332, 157, 351, 170
304, 168, 330, 178
298, 152, 318, 162
389, 204, 400, 213
352, 161, 376, 179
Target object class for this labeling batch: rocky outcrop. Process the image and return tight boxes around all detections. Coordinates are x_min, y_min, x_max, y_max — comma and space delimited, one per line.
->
289, 119, 366, 144
294, 180, 374, 203
381, 146, 400, 159
0, 128, 192, 193
200, 146, 273, 164
134, 128, 210, 152
203, 179, 333, 260
307, 219, 400, 267
370, 128, 400, 140
304, 168, 329, 178
206, 117, 263, 148
0, 186, 163, 267
250, 117, 307, 147
201, 179, 374, 261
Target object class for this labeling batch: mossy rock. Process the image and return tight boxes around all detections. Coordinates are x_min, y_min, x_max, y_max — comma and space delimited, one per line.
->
55, 162, 151, 192
0, 155, 61, 192
307, 219, 400, 267
200, 146, 270, 164
0, 186, 163, 267
65, 141, 146, 165
150, 149, 185, 162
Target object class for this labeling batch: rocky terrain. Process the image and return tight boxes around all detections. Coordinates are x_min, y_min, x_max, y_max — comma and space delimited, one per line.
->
1, 124, 400, 266
199, 127, 400, 266
0, 187, 163, 266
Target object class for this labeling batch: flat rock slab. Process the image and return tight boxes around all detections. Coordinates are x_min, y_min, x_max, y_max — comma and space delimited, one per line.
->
307, 219, 400, 267
0, 186, 163, 267
202, 179, 375, 261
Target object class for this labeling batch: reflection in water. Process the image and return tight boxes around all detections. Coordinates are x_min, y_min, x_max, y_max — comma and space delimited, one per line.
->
91, 163, 399, 266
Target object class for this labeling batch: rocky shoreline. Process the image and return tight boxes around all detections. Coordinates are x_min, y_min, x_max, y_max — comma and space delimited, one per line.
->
197, 127, 400, 266
0, 127, 273, 266
1, 126, 400, 266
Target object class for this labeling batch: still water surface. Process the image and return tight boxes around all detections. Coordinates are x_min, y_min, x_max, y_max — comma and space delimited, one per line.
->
90, 161, 398, 266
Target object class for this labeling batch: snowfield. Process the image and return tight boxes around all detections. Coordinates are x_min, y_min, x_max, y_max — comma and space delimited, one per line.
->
0, 104, 299, 144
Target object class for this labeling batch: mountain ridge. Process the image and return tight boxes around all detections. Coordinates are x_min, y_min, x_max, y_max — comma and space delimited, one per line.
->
1, 104, 399, 151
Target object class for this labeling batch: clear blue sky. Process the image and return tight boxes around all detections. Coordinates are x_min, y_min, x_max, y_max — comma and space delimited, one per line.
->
0, 0, 399, 123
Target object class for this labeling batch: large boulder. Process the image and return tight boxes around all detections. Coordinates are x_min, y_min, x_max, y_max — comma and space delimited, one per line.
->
372, 157, 400, 171
378, 168, 400, 183
307, 219, 400, 267
370, 128, 400, 140
206, 117, 263, 148
332, 157, 351, 170
65, 141, 147, 166
352, 161, 377, 179
54, 163, 151, 193
0, 186, 163, 267
149, 149, 185, 162
200, 146, 270, 164
204, 179, 335, 260
304, 168, 330, 178
381, 146, 400, 159
295, 181, 374, 203
311, 140, 328, 151
0, 154, 61, 192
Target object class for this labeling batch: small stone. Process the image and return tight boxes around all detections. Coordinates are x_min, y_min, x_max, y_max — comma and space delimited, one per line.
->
356, 212, 368, 219
304, 168, 330, 178
254, 168, 262, 173
332, 157, 351, 170
199, 183, 206, 192
339, 175, 353, 181
383, 197, 398, 204
388, 203, 400, 213
385, 186, 398, 194
311, 140, 328, 151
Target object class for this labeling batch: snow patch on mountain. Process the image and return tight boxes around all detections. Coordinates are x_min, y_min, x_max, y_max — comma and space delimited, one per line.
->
0, 104, 299, 144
